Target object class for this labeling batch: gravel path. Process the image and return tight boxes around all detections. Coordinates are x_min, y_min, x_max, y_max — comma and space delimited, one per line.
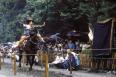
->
0, 58, 115, 77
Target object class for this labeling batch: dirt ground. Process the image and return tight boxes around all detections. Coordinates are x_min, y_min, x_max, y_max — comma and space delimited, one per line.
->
0, 58, 115, 77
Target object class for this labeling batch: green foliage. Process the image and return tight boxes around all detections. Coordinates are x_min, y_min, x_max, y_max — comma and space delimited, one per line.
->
0, 0, 116, 42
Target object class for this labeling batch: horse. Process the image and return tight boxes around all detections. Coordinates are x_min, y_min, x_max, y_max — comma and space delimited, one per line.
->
18, 27, 42, 71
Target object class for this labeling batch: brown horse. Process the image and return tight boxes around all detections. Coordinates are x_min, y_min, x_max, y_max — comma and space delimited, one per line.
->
18, 27, 41, 71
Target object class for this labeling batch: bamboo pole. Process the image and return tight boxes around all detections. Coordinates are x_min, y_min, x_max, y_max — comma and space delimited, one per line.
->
110, 18, 115, 71
112, 58, 115, 70
22, 52, 26, 67
12, 53, 16, 75
45, 53, 49, 77
68, 52, 72, 74
90, 58, 93, 69
110, 18, 115, 53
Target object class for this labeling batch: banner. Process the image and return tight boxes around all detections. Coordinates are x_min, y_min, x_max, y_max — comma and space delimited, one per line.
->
92, 22, 111, 56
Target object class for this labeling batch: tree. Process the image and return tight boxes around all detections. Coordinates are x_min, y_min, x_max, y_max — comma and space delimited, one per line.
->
0, 0, 116, 42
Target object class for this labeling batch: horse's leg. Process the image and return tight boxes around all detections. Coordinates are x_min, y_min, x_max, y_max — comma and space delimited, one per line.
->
19, 50, 23, 67
28, 55, 35, 71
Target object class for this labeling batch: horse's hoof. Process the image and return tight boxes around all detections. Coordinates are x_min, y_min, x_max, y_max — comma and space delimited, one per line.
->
18, 64, 21, 68
29, 68, 32, 71
26, 63, 28, 66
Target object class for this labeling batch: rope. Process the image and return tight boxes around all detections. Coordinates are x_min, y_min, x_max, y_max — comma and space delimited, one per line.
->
0, 47, 116, 53
73, 47, 116, 51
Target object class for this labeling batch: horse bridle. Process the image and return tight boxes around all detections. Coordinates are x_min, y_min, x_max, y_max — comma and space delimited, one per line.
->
29, 37, 38, 45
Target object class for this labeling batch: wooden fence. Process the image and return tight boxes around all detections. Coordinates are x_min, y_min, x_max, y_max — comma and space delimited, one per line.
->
0, 51, 115, 76
79, 53, 116, 71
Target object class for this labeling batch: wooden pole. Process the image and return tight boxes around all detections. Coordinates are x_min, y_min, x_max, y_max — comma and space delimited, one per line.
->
110, 18, 115, 53
45, 53, 49, 77
22, 52, 26, 67
68, 49, 72, 74
110, 18, 115, 71
12, 53, 16, 75
90, 58, 93, 69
